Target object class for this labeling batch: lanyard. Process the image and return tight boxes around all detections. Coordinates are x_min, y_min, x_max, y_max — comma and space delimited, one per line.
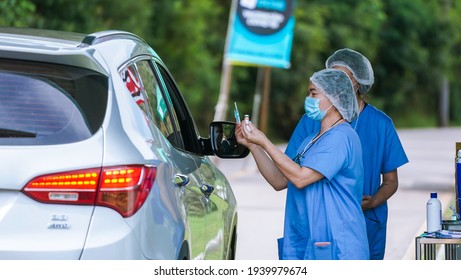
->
292, 118, 344, 165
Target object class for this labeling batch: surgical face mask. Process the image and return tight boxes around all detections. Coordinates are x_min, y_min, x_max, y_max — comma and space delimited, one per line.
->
304, 97, 331, 121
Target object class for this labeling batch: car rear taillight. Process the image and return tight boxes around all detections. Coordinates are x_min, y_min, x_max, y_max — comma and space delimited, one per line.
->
22, 165, 157, 217
22, 168, 100, 204
97, 165, 156, 217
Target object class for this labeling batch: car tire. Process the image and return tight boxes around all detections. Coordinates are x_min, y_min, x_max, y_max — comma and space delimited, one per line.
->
227, 227, 237, 260
177, 242, 190, 260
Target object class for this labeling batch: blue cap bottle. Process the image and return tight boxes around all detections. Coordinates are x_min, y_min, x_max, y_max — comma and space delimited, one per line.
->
427, 192, 442, 233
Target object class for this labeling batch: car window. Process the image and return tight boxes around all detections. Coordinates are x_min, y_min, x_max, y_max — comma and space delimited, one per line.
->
120, 64, 149, 115
0, 58, 107, 145
120, 60, 184, 149
154, 63, 201, 154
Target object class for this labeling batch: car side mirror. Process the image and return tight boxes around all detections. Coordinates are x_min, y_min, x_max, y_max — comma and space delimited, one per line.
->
209, 121, 249, 158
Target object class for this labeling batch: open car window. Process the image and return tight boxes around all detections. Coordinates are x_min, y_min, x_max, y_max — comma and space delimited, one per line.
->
120, 60, 185, 149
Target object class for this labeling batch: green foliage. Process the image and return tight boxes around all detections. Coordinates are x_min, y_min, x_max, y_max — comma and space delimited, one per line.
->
372, 0, 455, 127
3, 0, 461, 138
27, 0, 152, 34
147, 0, 230, 134
445, 0, 461, 124
270, 0, 387, 136
0, 0, 36, 27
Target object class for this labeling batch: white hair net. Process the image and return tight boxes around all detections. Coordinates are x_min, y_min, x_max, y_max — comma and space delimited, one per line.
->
309, 69, 358, 122
325, 48, 374, 95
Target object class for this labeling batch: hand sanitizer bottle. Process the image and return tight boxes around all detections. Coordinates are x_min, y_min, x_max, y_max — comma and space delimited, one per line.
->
427, 192, 442, 233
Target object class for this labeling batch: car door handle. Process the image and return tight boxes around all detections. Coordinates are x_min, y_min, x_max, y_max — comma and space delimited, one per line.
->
200, 184, 214, 198
172, 174, 190, 187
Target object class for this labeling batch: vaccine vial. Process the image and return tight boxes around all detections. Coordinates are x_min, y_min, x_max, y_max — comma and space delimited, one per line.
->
243, 114, 252, 132
244, 114, 250, 124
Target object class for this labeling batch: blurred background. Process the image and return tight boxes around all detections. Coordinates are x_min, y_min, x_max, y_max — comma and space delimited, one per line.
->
3, 0, 461, 141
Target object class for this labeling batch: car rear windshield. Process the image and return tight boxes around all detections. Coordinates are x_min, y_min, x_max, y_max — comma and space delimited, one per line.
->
0, 58, 108, 145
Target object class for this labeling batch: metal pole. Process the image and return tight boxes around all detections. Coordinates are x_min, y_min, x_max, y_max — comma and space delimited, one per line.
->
438, 76, 449, 127
259, 67, 272, 133
251, 67, 264, 129
213, 62, 233, 121
213, 0, 237, 122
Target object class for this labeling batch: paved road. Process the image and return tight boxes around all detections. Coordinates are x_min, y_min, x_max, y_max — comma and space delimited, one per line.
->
217, 127, 461, 260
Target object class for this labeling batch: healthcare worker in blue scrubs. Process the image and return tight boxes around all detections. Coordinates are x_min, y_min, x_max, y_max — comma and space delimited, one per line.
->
285, 48, 409, 260
236, 69, 369, 260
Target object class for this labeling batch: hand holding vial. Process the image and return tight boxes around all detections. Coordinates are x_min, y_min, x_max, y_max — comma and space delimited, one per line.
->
244, 114, 252, 132
235, 114, 269, 149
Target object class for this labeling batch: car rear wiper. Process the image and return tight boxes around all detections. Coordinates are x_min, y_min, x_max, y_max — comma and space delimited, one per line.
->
0, 128, 37, 138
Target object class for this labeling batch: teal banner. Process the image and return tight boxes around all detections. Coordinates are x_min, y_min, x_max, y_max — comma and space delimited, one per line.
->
225, 0, 295, 69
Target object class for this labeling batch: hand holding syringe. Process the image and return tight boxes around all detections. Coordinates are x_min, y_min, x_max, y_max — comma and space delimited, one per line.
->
234, 102, 252, 132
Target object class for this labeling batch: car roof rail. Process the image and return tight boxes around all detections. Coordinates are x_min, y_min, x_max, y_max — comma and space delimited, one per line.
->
79, 30, 145, 47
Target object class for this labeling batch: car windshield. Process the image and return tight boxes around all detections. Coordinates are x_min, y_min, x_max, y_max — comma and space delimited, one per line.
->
0, 58, 108, 145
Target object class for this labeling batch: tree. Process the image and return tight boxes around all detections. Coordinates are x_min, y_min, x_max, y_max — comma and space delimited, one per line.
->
267, 0, 385, 137
28, 0, 151, 34
0, 0, 35, 27
3, 0, 461, 138
374, 0, 455, 127
149, 0, 230, 134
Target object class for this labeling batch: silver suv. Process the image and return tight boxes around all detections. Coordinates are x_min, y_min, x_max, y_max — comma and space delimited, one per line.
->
0, 27, 248, 260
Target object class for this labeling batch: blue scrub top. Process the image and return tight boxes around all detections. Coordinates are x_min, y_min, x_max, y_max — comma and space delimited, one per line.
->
285, 104, 409, 259
281, 122, 369, 260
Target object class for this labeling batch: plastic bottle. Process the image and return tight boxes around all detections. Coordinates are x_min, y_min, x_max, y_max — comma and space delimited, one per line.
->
426, 192, 442, 233
456, 150, 461, 216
